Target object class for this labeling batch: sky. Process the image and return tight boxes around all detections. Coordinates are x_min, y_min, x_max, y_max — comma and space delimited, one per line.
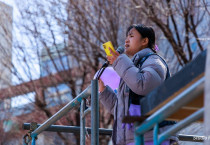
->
0, 0, 13, 6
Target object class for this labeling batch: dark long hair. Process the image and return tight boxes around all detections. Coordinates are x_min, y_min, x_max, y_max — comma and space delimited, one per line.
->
126, 24, 156, 53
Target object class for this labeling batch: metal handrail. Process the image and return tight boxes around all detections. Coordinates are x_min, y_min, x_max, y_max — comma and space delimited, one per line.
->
158, 108, 204, 144
135, 77, 204, 144
23, 84, 92, 145
31, 85, 91, 136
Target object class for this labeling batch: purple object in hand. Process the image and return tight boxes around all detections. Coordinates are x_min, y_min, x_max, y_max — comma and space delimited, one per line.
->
122, 104, 141, 130
94, 67, 120, 91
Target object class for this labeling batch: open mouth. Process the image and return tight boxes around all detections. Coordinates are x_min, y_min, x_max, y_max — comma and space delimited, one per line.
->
125, 44, 129, 49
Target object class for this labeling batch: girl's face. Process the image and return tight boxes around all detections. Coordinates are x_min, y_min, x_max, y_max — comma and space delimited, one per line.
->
125, 28, 147, 57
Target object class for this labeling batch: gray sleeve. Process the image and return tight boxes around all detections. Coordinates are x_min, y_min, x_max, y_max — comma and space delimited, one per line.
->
112, 54, 167, 96
99, 85, 117, 115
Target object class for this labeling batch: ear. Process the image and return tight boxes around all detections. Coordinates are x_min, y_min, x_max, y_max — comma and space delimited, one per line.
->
142, 38, 149, 47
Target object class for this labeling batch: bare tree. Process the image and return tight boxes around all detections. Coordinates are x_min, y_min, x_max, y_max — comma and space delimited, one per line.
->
131, 0, 209, 73
0, 0, 135, 144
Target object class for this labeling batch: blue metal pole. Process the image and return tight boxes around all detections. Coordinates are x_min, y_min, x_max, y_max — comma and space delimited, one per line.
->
139, 135, 144, 145
31, 133, 37, 145
91, 80, 99, 145
135, 77, 204, 135
134, 122, 144, 145
134, 133, 141, 145
31, 138, 36, 145
80, 99, 86, 145
153, 124, 159, 145
135, 134, 144, 145
134, 130, 140, 145
158, 108, 204, 144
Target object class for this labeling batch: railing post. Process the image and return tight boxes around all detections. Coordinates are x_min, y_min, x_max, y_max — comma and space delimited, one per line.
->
135, 133, 143, 145
153, 123, 159, 145
134, 122, 144, 145
80, 99, 86, 145
91, 79, 99, 145
31, 133, 37, 145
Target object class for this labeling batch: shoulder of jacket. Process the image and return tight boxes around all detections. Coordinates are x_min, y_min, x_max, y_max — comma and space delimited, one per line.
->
141, 54, 168, 74
132, 48, 153, 63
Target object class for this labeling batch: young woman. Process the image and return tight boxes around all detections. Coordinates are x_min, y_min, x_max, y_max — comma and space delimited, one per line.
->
99, 24, 176, 145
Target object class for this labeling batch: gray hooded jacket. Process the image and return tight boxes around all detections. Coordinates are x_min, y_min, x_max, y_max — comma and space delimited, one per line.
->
99, 48, 169, 145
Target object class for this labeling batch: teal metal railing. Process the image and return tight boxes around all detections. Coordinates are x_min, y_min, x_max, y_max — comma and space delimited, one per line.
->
22, 80, 108, 145
22, 77, 205, 145
134, 77, 204, 145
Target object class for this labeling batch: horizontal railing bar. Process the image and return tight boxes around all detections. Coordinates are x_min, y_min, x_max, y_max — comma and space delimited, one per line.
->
23, 123, 112, 136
